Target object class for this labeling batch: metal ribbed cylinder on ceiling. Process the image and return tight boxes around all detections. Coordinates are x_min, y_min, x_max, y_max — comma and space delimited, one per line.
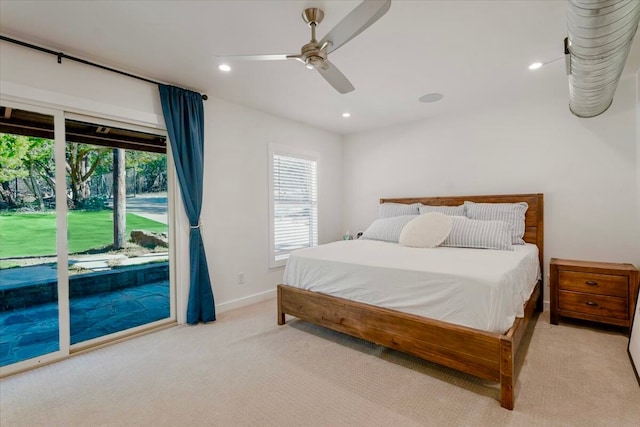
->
566, 0, 640, 118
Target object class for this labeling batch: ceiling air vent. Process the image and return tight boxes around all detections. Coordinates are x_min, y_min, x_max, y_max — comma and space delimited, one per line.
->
566, 0, 640, 118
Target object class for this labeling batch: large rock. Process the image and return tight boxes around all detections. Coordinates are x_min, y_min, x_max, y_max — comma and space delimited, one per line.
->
130, 230, 168, 248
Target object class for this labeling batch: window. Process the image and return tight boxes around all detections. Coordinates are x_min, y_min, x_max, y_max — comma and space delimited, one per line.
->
269, 145, 318, 268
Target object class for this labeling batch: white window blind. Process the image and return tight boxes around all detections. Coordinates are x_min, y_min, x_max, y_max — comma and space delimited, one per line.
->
270, 150, 318, 267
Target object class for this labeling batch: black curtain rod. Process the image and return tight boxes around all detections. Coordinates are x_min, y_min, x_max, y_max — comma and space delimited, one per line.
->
0, 35, 208, 100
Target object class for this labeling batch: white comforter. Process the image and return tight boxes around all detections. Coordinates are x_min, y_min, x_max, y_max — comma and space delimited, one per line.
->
283, 240, 541, 334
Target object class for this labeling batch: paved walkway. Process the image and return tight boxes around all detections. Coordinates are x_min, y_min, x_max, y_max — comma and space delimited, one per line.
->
0, 281, 170, 367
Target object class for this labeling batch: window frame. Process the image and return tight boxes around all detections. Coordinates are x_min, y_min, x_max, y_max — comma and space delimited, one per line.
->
268, 144, 319, 269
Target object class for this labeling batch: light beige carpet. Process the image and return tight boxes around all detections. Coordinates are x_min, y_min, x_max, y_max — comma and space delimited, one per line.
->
1, 299, 639, 426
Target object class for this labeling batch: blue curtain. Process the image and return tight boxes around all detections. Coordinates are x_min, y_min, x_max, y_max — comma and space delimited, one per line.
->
159, 84, 215, 324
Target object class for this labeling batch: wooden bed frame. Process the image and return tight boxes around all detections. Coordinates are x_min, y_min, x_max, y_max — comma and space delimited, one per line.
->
277, 193, 544, 410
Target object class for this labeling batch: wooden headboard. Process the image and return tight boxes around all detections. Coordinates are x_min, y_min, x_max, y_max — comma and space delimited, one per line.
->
380, 193, 544, 270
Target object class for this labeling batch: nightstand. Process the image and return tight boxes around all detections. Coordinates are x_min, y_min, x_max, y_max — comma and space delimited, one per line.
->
550, 258, 639, 332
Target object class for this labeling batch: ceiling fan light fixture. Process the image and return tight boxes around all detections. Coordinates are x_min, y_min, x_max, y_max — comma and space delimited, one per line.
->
218, 64, 231, 72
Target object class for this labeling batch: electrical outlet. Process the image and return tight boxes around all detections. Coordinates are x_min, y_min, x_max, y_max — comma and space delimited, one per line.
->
237, 272, 245, 285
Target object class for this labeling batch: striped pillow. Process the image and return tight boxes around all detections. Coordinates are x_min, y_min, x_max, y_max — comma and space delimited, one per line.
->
418, 204, 465, 216
378, 203, 420, 219
362, 215, 418, 243
464, 201, 528, 245
441, 216, 513, 251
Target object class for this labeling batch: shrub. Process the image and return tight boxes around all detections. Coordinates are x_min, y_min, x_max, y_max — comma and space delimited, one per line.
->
75, 196, 107, 211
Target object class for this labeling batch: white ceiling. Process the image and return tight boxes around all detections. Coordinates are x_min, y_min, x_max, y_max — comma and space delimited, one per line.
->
1, 0, 639, 135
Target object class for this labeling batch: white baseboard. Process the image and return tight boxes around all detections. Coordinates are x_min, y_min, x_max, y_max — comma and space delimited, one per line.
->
215, 289, 277, 314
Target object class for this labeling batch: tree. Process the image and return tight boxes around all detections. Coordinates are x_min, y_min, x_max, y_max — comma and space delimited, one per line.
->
124, 150, 167, 193
0, 133, 55, 209
0, 134, 29, 182
112, 148, 126, 249
1, 134, 114, 210
0, 134, 28, 208
23, 137, 55, 210
66, 143, 109, 208
25, 138, 56, 193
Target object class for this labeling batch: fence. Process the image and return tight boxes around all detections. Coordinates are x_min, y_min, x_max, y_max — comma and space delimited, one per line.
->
88, 168, 167, 198
2, 168, 167, 208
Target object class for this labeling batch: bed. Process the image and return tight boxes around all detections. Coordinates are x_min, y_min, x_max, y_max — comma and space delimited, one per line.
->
277, 193, 544, 409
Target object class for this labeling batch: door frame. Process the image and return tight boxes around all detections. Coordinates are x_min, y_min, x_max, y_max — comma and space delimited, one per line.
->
0, 96, 178, 377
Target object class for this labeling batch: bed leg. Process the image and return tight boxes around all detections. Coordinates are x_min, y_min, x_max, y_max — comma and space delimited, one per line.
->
536, 280, 544, 313
277, 285, 286, 325
500, 337, 514, 410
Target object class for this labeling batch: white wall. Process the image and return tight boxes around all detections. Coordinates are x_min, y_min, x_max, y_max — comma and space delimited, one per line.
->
343, 74, 639, 306
637, 71, 640, 273
0, 40, 343, 322
196, 99, 343, 312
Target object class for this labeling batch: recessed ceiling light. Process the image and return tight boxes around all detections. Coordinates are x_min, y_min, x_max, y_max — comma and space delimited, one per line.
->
528, 62, 543, 70
419, 93, 443, 103
218, 64, 231, 72
342, 112, 351, 118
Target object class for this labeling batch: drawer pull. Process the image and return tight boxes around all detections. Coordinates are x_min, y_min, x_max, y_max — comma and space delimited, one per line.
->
585, 281, 598, 286
585, 301, 598, 307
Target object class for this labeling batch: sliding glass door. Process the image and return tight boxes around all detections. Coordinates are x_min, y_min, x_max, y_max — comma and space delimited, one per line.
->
65, 120, 171, 345
0, 102, 173, 373
0, 104, 64, 367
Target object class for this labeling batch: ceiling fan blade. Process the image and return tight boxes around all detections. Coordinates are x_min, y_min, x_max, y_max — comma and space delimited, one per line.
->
216, 54, 296, 61
318, 0, 391, 54
316, 61, 355, 94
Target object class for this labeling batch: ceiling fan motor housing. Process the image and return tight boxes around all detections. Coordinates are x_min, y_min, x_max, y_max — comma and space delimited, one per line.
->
301, 42, 327, 68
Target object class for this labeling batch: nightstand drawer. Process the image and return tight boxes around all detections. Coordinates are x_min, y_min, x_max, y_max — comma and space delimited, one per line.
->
558, 271, 628, 297
558, 291, 628, 320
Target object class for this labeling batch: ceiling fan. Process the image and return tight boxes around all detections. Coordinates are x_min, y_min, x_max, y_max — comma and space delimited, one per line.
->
217, 0, 391, 94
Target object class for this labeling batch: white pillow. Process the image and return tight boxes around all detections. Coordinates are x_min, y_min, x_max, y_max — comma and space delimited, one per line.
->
399, 213, 453, 248
441, 216, 513, 251
418, 204, 465, 216
378, 203, 420, 219
361, 215, 417, 243
464, 201, 528, 245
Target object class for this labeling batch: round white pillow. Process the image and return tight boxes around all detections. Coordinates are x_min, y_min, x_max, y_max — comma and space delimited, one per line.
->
399, 212, 453, 248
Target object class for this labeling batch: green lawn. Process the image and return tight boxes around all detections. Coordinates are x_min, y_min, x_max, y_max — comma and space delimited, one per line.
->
0, 211, 168, 258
